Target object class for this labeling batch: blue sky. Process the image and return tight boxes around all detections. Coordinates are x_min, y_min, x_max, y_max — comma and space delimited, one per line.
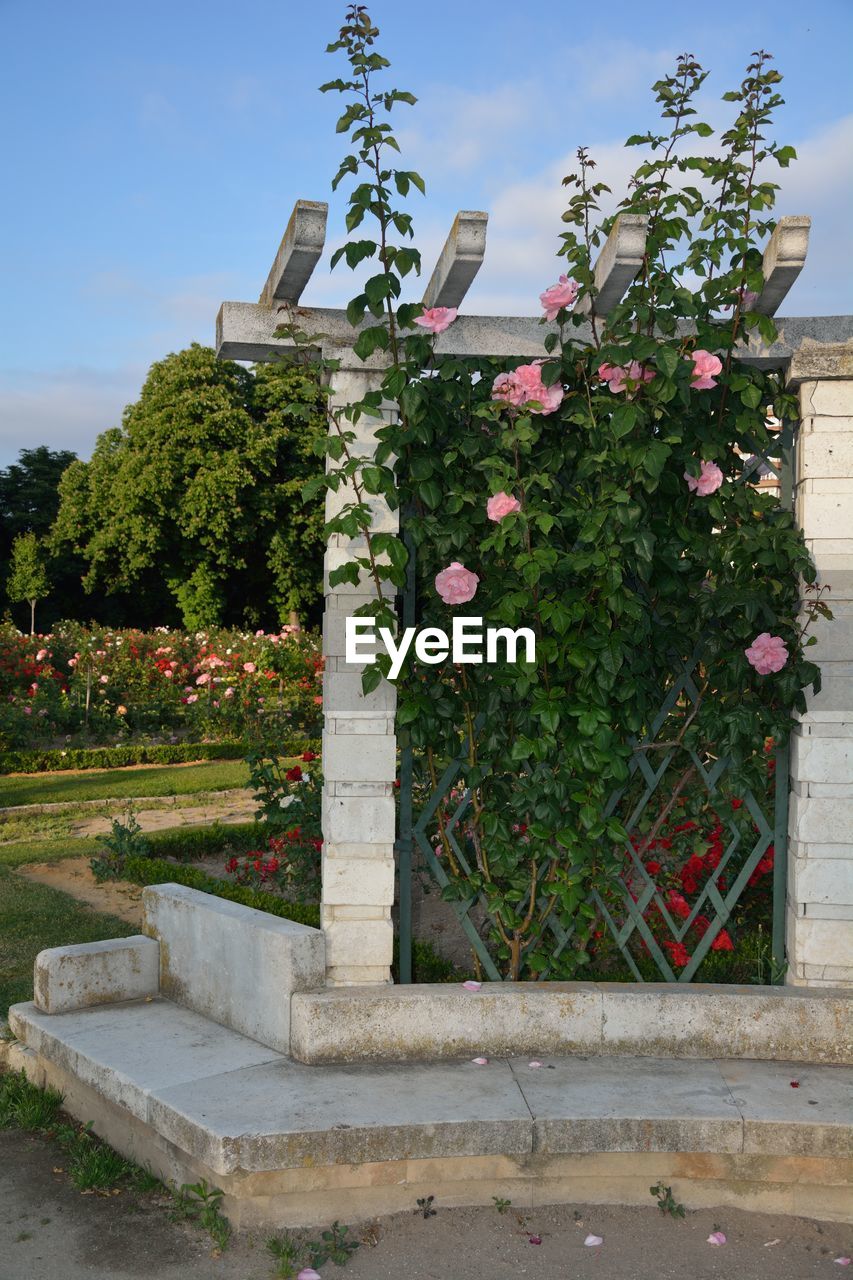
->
2, 0, 851, 465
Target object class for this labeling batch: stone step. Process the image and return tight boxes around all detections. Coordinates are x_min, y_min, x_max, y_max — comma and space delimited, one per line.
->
6, 997, 852, 1226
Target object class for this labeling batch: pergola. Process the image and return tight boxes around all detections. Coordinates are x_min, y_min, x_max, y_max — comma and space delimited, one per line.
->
215, 201, 853, 989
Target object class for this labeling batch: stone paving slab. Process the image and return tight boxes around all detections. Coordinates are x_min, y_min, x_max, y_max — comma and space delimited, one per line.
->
719, 1058, 853, 1157
8, 1000, 283, 1120
150, 1057, 534, 1174
510, 1056, 744, 1154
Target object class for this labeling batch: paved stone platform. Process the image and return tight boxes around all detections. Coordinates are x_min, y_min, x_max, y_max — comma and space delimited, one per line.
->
6, 997, 852, 1226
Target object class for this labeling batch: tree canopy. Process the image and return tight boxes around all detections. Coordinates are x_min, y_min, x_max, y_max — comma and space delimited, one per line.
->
51, 345, 327, 630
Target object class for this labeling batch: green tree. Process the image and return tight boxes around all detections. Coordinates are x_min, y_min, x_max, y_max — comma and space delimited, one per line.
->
7, 531, 50, 634
51, 346, 326, 630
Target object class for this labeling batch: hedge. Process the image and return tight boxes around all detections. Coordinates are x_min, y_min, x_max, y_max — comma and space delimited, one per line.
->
120, 855, 462, 982
145, 822, 266, 861
0, 741, 249, 775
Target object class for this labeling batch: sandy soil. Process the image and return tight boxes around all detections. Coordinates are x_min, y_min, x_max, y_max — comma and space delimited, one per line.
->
2, 1130, 851, 1280
68, 796, 256, 838
16, 859, 147, 925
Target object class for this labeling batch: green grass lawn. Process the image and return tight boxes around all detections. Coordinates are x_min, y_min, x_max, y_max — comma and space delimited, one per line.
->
0, 759, 251, 808
0, 867, 134, 1016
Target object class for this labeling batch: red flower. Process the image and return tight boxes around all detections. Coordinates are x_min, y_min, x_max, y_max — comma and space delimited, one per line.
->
704, 846, 722, 870
645, 860, 661, 875
664, 940, 690, 967
666, 890, 691, 920
731, 798, 744, 810
711, 929, 734, 952
693, 914, 710, 937
225, 857, 238, 873
672, 820, 698, 834
302, 751, 318, 762
285, 765, 303, 782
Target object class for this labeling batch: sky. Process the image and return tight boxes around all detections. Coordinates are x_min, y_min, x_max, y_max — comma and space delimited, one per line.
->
1, 0, 852, 467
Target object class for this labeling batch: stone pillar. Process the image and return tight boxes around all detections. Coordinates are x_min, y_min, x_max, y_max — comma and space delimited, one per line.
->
787, 347, 853, 988
320, 348, 397, 986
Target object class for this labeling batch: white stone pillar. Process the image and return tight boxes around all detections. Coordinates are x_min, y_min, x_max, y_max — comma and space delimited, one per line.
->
320, 348, 398, 986
787, 347, 853, 988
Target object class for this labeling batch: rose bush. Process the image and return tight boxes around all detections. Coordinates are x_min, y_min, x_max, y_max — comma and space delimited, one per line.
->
293, 9, 830, 979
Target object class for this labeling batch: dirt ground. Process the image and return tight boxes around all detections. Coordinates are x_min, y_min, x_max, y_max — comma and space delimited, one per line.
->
68, 795, 256, 837
2, 1130, 851, 1280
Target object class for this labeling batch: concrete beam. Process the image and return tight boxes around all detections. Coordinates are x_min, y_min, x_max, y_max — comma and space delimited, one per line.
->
421, 210, 488, 309
753, 215, 811, 316
216, 300, 853, 368
258, 199, 328, 307
576, 213, 648, 317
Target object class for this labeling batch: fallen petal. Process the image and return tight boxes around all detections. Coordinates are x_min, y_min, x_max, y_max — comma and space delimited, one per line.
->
528, 1235, 542, 1245
528, 1060, 544, 1068
790, 1079, 800, 1088
471, 1057, 488, 1065
462, 980, 482, 991
584, 1234, 604, 1247
707, 1231, 727, 1246
835, 1259, 852, 1267
298, 1271, 322, 1280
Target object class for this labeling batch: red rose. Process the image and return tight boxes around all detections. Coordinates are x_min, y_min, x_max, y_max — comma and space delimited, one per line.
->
711, 929, 734, 952
645, 860, 661, 875
666, 890, 691, 920
285, 765, 303, 782
664, 940, 690, 967
302, 751, 318, 762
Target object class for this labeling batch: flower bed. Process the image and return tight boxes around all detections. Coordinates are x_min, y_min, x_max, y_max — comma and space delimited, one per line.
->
0, 622, 323, 752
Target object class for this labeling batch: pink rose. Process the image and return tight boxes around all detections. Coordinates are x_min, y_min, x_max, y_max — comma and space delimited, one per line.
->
23, 706, 32, 715
196, 672, 211, 685
163, 669, 173, 678
486, 492, 521, 522
745, 632, 789, 675
99, 674, 108, 684
539, 274, 579, 321
690, 349, 723, 390
224, 686, 235, 699
116, 704, 128, 716
243, 662, 256, 673
598, 361, 655, 395
491, 361, 563, 415
685, 460, 724, 496
435, 561, 479, 605
413, 306, 458, 335
36, 649, 48, 662
186, 693, 199, 704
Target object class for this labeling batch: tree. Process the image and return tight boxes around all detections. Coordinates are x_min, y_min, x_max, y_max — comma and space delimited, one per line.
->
50, 345, 326, 630
7, 531, 50, 634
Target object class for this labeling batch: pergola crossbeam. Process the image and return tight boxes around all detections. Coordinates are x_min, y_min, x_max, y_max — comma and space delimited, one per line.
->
259, 199, 328, 306
421, 210, 488, 310
576, 213, 649, 318
753, 215, 811, 317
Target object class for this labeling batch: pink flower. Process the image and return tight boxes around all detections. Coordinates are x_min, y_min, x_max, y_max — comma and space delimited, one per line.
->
690, 349, 723, 389
186, 693, 199, 704
684, 460, 724, 496
745, 633, 789, 675
68, 657, 77, 667
462, 980, 482, 992
116, 704, 128, 716
707, 1232, 727, 1246
491, 362, 563, 415
539, 274, 579, 321
243, 662, 256, 673
163, 669, 173, 678
435, 561, 479, 605
297, 1271, 322, 1280
196, 672, 211, 685
23, 706, 32, 715
36, 649, 48, 661
598, 361, 655, 395
413, 306, 458, 335
224, 686, 235, 699
471, 1057, 489, 1065
99, 675, 108, 684
486, 492, 521, 522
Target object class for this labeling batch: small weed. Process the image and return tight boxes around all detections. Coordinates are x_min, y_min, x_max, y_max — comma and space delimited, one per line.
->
492, 1196, 512, 1214
650, 1182, 686, 1219
307, 1220, 360, 1267
266, 1231, 304, 1278
0, 1070, 63, 1129
415, 1195, 437, 1219
90, 810, 150, 881
172, 1180, 231, 1251
67, 1133, 136, 1191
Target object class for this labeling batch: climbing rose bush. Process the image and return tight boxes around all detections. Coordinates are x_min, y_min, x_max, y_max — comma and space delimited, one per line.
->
296, 10, 830, 980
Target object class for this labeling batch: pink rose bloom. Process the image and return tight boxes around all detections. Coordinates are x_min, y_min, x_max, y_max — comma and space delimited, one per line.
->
68, 657, 77, 667
435, 561, 479, 605
491, 362, 563, 415
116, 704, 128, 716
163, 669, 173, 678
685, 460, 724, 496
243, 662, 256, 673
186, 693, 199, 704
36, 649, 48, 662
224, 686, 235, 699
413, 306, 458, 335
690, 349, 723, 389
486, 492, 521, 522
539, 274, 579, 321
598, 361, 655, 394
23, 706, 32, 715
196, 672, 211, 685
99, 674, 108, 684
745, 633, 789, 675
